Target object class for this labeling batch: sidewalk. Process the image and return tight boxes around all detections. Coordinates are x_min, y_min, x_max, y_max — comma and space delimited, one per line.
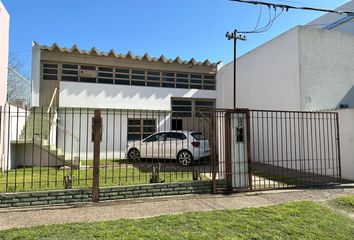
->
0, 186, 353, 230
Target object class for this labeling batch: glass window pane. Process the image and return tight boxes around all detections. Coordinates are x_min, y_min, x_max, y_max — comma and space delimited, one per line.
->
61, 76, 78, 82
98, 72, 113, 77
132, 70, 145, 75
62, 64, 78, 69
98, 78, 113, 84
115, 68, 129, 73
98, 67, 113, 72
115, 74, 129, 79
43, 64, 58, 68
62, 70, 78, 75
131, 81, 145, 86
43, 69, 57, 74
44, 75, 57, 80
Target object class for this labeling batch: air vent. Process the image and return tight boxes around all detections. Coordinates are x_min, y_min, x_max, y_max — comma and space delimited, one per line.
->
339, 104, 349, 109
79, 69, 97, 78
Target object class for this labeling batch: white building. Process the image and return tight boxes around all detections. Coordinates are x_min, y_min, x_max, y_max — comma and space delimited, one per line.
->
308, 0, 354, 33
220, 25, 354, 112
0, 1, 9, 106
20, 42, 224, 164
219, 3, 354, 181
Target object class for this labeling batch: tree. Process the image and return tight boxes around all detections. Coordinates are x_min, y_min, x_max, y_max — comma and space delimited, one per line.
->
7, 54, 31, 107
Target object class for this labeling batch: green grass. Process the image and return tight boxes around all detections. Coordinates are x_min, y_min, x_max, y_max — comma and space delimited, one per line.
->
332, 195, 354, 212
0, 164, 206, 193
0, 201, 353, 239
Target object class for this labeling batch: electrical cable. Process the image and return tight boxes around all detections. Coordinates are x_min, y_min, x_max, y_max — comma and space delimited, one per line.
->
229, 0, 354, 16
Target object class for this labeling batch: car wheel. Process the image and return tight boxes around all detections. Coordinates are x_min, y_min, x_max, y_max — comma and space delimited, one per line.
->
128, 148, 140, 162
177, 150, 193, 166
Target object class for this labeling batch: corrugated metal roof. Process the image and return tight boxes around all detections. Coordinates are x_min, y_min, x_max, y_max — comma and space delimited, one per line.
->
33, 42, 221, 67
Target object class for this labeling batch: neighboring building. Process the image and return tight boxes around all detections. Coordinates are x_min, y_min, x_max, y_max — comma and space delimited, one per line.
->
219, 25, 354, 112
0, 1, 9, 106
7, 67, 31, 108
307, 0, 354, 33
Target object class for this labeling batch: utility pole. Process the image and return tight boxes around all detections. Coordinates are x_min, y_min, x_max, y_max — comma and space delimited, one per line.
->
225, 30, 246, 110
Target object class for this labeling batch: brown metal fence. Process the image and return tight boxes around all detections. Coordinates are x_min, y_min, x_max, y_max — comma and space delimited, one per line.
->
0, 105, 213, 193
249, 110, 341, 190
0, 105, 342, 197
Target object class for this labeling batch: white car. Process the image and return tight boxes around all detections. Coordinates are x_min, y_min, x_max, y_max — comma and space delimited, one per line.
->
126, 131, 210, 166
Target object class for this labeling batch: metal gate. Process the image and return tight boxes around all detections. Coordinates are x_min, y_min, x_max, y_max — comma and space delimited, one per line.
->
211, 109, 341, 193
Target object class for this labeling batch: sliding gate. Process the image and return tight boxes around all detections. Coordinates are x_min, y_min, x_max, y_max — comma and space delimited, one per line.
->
211, 109, 341, 193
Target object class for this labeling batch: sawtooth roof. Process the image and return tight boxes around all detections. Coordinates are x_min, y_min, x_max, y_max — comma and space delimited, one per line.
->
34, 42, 221, 67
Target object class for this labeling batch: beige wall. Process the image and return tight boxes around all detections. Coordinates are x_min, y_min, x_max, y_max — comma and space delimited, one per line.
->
0, 2, 9, 106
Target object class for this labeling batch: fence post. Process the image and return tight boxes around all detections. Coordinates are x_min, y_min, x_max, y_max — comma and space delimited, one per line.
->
224, 112, 232, 191
246, 109, 252, 190
92, 109, 102, 203
335, 112, 342, 182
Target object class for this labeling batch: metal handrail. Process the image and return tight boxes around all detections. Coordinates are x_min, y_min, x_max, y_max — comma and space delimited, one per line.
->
47, 87, 58, 114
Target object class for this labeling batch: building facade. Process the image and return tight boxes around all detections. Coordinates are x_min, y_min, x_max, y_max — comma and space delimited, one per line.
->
28, 42, 226, 161
0, 1, 9, 106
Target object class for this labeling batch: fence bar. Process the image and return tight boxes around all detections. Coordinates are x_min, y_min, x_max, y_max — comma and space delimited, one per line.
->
92, 109, 102, 203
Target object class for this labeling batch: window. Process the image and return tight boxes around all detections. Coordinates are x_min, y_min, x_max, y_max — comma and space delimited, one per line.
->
43, 63, 58, 81
49, 62, 216, 90
166, 132, 186, 140
191, 132, 207, 140
176, 73, 188, 89
195, 100, 215, 117
61, 64, 78, 82
143, 133, 166, 142
115, 68, 130, 85
128, 119, 156, 141
171, 99, 192, 117
131, 70, 146, 86
203, 75, 216, 90
190, 74, 202, 89
172, 119, 183, 130
162, 72, 175, 88
172, 98, 215, 117
147, 71, 161, 87
98, 66, 113, 84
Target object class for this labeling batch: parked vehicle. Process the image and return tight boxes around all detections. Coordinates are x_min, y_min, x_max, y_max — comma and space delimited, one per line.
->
126, 131, 210, 166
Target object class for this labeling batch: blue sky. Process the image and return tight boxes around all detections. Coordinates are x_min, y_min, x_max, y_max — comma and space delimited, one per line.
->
2, 0, 350, 76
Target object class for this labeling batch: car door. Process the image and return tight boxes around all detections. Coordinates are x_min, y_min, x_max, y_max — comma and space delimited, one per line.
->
143, 133, 166, 159
163, 132, 185, 159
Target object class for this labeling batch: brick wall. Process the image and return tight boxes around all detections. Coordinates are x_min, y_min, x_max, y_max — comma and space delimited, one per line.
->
0, 181, 212, 208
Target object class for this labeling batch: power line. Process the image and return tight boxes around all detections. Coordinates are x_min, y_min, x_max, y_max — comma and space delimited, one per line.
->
229, 0, 354, 16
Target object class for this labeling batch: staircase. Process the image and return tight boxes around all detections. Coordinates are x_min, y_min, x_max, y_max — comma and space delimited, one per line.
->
17, 111, 81, 169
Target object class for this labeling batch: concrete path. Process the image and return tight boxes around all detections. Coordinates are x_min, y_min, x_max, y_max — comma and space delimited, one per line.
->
0, 186, 353, 230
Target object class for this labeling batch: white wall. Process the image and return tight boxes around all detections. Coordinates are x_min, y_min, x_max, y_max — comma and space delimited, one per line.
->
0, 2, 9, 106
0, 105, 28, 170
59, 81, 219, 110
218, 27, 301, 111
335, 108, 354, 181
299, 27, 354, 111
56, 109, 172, 160
31, 42, 41, 107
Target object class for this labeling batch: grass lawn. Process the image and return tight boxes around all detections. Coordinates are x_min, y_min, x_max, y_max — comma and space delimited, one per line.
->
332, 194, 354, 212
0, 201, 353, 239
0, 164, 206, 193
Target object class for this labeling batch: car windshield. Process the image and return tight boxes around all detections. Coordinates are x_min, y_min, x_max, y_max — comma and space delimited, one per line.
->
191, 132, 207, 140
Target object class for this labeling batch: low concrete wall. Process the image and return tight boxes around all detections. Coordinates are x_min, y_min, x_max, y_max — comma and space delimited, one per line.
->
0, 180, 212, 208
